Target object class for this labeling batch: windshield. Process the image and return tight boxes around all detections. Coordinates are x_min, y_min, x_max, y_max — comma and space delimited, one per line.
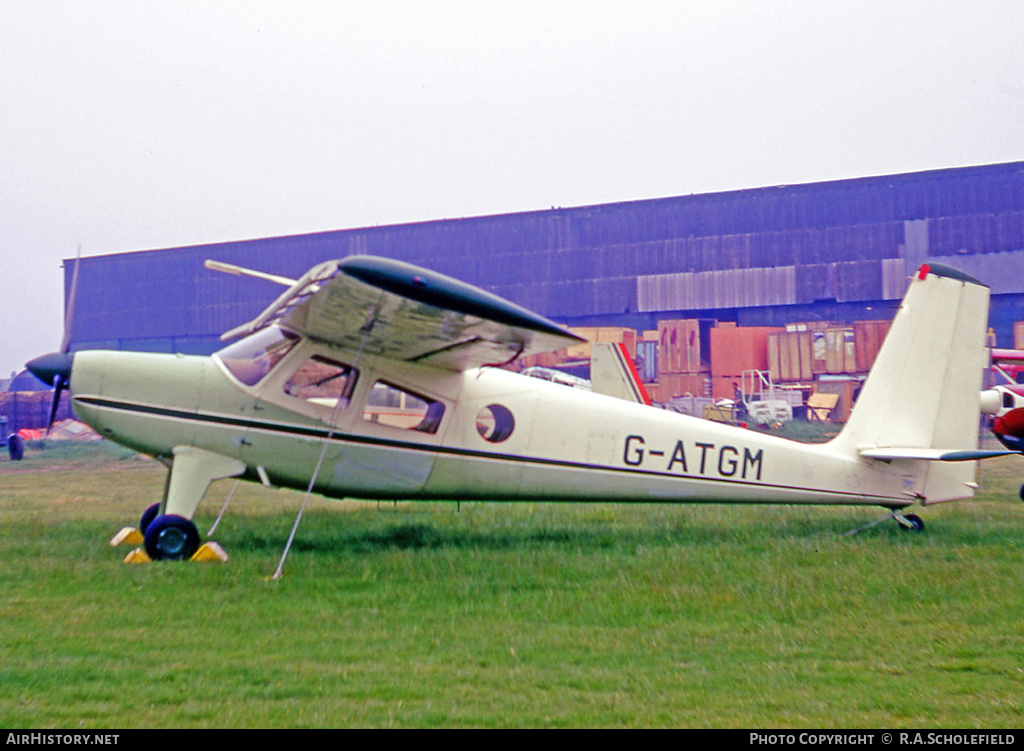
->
215, 326, 299, 386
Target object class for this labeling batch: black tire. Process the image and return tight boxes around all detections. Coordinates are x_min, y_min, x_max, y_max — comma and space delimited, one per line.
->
1018, 484, 1024, 503
139, 503, 161, 535
8, 434, 24, 461
144, 514, 200, 561
902, 513, 925, 533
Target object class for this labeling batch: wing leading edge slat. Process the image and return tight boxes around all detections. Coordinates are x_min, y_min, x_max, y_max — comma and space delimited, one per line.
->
218, 256, 585, 371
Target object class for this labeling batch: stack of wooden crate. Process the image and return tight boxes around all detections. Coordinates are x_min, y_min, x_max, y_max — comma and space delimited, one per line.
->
512, 313, 896, 424
765, 319, 892, 422
768, 321, 891, 383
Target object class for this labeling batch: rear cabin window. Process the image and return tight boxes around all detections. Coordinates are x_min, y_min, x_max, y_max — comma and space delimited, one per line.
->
362, 381, 445, 434
284, 356, 358, 410
216, 327, 299, 387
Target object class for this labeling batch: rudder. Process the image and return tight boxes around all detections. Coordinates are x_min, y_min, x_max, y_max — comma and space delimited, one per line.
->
830, 263, 990, 503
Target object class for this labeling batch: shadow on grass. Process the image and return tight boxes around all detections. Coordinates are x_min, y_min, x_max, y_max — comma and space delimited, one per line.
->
229, 522, 614, 555
221, 511, 892, 557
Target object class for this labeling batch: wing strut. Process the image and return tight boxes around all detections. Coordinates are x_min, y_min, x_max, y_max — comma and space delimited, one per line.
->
206, 479, 239, 536
270, 292, 385, 580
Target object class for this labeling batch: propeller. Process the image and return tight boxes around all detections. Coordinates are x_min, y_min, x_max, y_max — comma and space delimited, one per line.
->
26, 248, 81, 433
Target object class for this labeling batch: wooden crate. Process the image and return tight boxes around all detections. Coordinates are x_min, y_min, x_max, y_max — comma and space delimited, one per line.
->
821, 328, 856, 375
768, 331, 813, 382
710, 326, 781, 377
657, 372, 710, 399
853, 320, 891, 372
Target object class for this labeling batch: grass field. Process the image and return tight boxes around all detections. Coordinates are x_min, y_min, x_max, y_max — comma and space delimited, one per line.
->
2, 439, 1023, 728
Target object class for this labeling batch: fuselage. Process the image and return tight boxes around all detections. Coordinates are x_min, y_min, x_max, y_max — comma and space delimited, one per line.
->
66, 330, 918, 510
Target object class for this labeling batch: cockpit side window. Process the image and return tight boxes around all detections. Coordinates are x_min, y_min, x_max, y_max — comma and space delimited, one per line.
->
284, 356, 358, 411
363, 381, 445, 434
216, 327, 299, 387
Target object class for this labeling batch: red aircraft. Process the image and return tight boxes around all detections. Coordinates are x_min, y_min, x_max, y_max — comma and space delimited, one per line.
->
983, 349, 1024, 496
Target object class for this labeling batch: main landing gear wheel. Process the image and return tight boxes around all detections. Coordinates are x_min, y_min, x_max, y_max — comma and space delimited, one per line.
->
1018, 484, 1024, 503
144, 514, 200, 561
901, 513, 925, 533
139, 503, 160, 535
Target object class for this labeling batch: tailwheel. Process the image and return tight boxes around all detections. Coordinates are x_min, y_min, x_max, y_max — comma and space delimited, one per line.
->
144, 514, 200, 561
899, 513, 925, 533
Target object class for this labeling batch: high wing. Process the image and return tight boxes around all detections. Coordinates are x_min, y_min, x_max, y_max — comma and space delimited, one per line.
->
217, 256, 586, 371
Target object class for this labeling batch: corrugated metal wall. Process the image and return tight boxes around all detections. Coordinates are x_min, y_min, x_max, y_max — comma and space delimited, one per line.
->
67, 161, 1024, 353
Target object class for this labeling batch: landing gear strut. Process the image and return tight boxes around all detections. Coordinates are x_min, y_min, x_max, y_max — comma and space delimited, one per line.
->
147, 446, 243, 560
110, 446, 243, 562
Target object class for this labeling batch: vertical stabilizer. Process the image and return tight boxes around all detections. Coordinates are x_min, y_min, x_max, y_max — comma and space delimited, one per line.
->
830, 263, 990, 503
591, 342, 652, 405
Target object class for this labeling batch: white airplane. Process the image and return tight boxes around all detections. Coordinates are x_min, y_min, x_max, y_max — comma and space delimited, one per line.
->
26, 258, 1011, 563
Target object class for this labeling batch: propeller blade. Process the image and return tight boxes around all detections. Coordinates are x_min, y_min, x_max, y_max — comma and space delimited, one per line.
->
24, 247, 82, 441
59, 246, 82, 354
47, 377, 65, 432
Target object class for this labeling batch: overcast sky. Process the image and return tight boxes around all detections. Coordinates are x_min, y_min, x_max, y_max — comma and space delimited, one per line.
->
2, 0, 1023, 378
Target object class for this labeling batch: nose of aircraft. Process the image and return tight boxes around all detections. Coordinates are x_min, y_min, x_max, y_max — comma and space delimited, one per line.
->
26, 351, 74, 387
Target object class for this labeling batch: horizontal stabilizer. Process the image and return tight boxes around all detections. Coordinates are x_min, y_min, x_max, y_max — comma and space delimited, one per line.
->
859, 447, 1016, 462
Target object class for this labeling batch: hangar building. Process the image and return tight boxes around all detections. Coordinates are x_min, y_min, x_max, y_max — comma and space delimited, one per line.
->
67, 161, 1024, 357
